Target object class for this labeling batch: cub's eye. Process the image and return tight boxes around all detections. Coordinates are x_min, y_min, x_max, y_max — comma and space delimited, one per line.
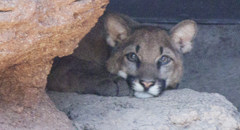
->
126, 52, 139, 62
158, 55, 171, 66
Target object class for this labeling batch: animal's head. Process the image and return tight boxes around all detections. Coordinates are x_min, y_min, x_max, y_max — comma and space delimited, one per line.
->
105, 13, 197, 98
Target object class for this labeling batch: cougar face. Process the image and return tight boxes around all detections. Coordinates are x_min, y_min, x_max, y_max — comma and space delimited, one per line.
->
105, 13, 197, 98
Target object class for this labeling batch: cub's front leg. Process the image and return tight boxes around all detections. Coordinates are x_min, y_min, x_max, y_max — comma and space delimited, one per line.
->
46, 56, 130, 96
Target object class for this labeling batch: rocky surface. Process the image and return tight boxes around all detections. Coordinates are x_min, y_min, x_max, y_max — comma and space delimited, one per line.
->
0, 0, 108, 129
0, 93, 74, 130
48, 89, 240, 130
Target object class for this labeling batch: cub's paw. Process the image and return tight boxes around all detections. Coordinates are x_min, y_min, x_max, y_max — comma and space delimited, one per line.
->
94, 77, 130, 96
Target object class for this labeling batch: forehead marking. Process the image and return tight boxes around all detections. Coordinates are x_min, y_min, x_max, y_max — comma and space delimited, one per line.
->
136, 45, 140, 53
160, 46, 163, 55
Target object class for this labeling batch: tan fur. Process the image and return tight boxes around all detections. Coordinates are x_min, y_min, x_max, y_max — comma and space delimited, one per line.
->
104, 12, 197, 90
47, 12, 197, 98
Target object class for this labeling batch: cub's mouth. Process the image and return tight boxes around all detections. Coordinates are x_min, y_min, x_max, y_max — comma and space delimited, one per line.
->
126, 75, 166, 98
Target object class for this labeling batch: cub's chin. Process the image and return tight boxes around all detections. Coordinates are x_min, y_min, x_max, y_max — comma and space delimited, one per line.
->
127, 76, 166, 98
132, 82, 165, 98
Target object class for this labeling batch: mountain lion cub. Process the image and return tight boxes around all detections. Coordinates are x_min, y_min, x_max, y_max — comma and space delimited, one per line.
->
47, 12, 197, 98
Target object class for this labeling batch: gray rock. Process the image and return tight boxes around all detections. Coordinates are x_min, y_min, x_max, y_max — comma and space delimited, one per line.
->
48, 89, 240, 130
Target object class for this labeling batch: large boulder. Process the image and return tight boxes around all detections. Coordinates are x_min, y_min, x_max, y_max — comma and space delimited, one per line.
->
48, 89, 240, 130
0, 0, 108, 129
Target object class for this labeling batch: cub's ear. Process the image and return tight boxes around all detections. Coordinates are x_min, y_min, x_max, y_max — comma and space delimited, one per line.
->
104, 14, 131, 47
170, 20, 197, 53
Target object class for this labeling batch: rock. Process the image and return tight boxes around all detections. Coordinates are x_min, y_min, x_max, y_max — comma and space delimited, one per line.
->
0, 0, 108, 129
0, 93, 75, 130
48, 89, 240, 130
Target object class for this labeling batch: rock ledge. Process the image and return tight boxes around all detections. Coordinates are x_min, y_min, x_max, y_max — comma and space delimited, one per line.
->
48, 89, 240, 130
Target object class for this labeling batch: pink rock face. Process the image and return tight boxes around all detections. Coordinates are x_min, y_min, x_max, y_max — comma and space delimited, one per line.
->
0, 0, 108, 129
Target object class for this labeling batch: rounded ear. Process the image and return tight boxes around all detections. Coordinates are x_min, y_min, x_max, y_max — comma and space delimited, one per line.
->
170, 20, 197, 53
104, 13, 131, 47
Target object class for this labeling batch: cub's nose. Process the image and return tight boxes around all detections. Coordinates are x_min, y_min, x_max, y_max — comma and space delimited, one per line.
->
139, 80, 155, 91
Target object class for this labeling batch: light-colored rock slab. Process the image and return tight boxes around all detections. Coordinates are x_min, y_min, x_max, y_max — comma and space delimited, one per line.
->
48, 89, 240, 130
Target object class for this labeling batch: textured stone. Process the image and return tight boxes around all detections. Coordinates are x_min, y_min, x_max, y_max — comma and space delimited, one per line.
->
0, 93, 75, 130
48, 89, 240, 130
0, 0, 108, 129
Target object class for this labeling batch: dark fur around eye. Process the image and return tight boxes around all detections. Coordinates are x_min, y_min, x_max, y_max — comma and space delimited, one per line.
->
126, 52, 139, 62
157, 55, 171, 68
